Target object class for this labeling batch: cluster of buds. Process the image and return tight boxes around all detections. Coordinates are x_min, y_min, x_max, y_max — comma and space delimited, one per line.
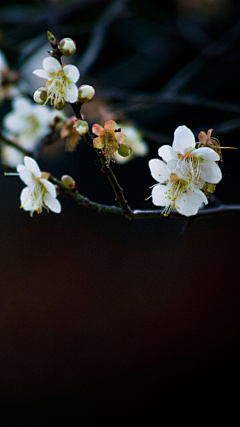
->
92, 120, 132, 165
33, 32, 95, 111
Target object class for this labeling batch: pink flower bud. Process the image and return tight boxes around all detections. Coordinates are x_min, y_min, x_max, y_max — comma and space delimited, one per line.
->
78, 85, 95, 103
59, 38, 76, 56
33, 87, 48, 105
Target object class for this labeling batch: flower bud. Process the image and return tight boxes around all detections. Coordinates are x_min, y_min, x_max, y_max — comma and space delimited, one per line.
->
78, 85, 95, 103
118, 143, 132, 157
54, 99, 66, 110
61, 175, 76, 189
47, 31, 58, 49
73, 119, 89, 136
59, 38, 76, 56
33, 87, 48, 105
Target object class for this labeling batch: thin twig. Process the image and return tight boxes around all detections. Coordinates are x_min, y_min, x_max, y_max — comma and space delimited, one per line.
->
51, 176, 240, 219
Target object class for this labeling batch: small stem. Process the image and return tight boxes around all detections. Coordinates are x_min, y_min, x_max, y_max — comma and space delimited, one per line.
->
70, 101, 131, 215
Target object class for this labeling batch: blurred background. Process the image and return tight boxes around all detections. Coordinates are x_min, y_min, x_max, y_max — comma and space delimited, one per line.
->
0, 0, 240, 424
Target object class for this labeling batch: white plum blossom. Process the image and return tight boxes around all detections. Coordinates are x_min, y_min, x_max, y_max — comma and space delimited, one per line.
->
3, 96, 62, 153
149, 158, 208, 216
114, 124, 149, 164
33, 57, 80, 107
15, 156, 61, 216
158, 125, 222, 189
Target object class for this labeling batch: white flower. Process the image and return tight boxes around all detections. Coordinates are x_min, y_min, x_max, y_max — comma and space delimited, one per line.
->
114, 124, 149, 164
16, 156, 61, 215
3, 96, 63, 151
149, 158, 208, 216
158, 125, 222, 188
33, 57, 80, 106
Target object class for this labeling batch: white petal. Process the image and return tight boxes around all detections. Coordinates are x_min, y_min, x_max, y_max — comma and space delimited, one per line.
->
158, 145, 177, 162
152, 184, 169, 206
65, 83, 78, 103
149, 159, 170, 183
166, 159, 178, 172
200, 161, 222, 184
176, 188, 207, 217
32, 69, 49, 79
187, 186, 208, 205
40, 179, 56, 198
4, 113, 23, 133
24, 156, 41, 178
43, 193, 61, 213
63, 65, 80, 83
13, 97, 32, 114
172, 125, 196, 154
192, 147, 220, 161
17, 165, 33, 185
20, 187, 34, 211
42, 57, 61, 73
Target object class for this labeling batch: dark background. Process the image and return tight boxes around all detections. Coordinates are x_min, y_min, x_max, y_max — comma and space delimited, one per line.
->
0, 0, 240, 424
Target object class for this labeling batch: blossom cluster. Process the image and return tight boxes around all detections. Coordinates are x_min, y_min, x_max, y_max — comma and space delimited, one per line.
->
1, 32, 229, 220
149, 126, 222, 217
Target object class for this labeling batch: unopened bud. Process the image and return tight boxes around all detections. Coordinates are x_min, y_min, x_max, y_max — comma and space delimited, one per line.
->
61, 175, 75, 189
47, 31, 58, 49
54, 99, 66, 110
118, 143, 132, 157
73, 119, 89, 136
78, 85, 95, 103
59, 38, 76, 56
33, 87, 48, 105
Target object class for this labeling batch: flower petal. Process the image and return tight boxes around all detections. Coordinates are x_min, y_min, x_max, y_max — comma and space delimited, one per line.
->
149, 159, 170, 183
152, 184, 169, 206
200, 161, 222, 184
192, 147, 220, 161
63, 65, 80, 83
176, 188, 207, 217
24, 156, 41, 178
13, 97, 32, 114
116, 132, 126, 143
4, 113, 24, 133
93, 136, 103, 149
40, 179, 56, 198
43, 57, 61, 73
17, 165, 33, 185
32, 69, 49, 79
172, 125, 196, 154
166, 159, 178, 172
20, 187, 32, 211
65, 83, 78, 103
43, 193, 61, 213
92, 124, 103, 136
104, 120, 117, 131
158, 145, 177, 162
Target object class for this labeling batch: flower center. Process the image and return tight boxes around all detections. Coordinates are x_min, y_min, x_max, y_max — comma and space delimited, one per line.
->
177, 152, 201, 185
46, 69, 70, 104
23, 114, 40, 135
161, 173, 186, 216
100, 130, 119, 165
